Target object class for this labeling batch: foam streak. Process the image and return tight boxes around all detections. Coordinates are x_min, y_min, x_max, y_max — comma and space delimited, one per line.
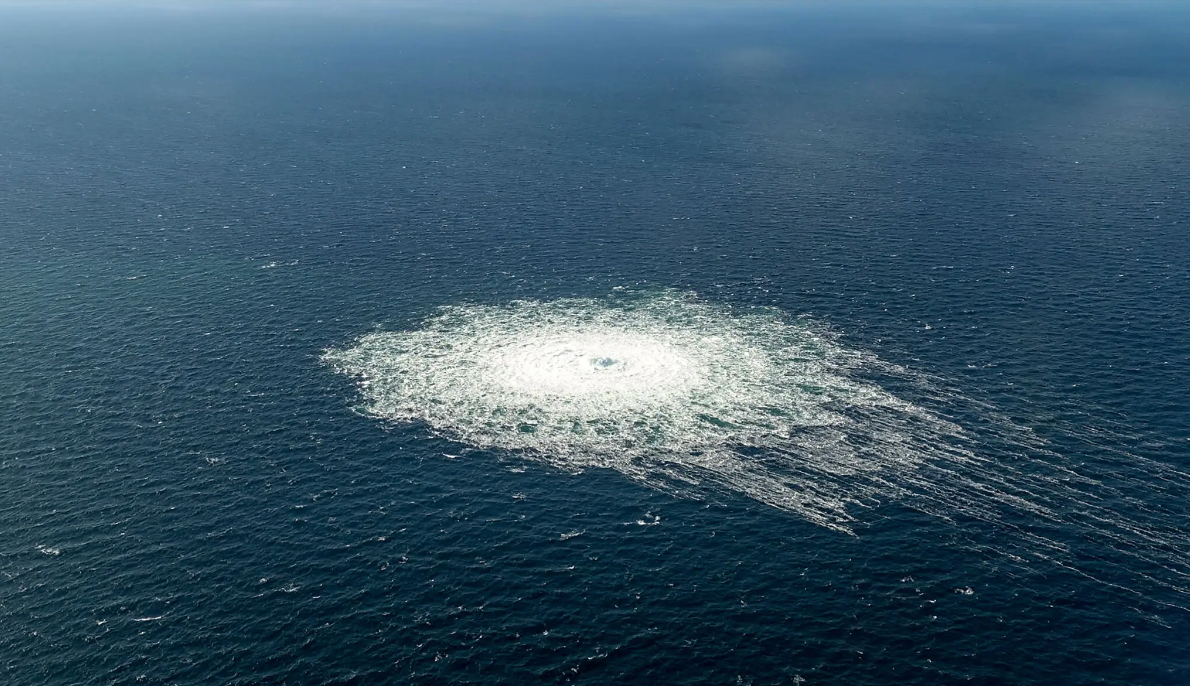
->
325, 291, 1190, 610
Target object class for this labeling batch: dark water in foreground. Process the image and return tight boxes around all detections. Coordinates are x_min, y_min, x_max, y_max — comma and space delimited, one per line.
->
2, 2, 1190, 684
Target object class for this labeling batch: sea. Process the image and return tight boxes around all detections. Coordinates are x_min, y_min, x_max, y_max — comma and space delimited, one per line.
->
2, 2, 1189, 684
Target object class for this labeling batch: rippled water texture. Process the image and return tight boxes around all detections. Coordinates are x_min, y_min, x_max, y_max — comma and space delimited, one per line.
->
4, 2, 1190, 684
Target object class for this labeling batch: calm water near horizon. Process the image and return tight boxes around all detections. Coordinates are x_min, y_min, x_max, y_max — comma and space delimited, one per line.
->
2, 2, 1189, 684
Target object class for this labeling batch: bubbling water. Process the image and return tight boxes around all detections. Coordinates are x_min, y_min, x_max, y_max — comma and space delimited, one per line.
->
326, 291, 1190, 608
324, 292, 973, 532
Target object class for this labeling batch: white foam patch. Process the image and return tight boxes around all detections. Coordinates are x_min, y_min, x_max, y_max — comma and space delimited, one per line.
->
325, 291, 1190, 609
325, 292, 981, 532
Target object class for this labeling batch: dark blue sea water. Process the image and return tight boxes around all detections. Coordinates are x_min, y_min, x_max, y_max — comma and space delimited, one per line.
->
3, 2, 1190, 684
